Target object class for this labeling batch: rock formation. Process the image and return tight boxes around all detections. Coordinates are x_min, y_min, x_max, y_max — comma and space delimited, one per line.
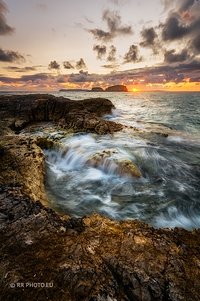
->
0, 94, 200, 301
91, 87, 104, 92
105, 85, 128, 92
87, 150, 142, 178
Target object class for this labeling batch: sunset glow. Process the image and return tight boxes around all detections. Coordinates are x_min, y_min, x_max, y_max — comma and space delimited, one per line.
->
0, 0, 199, 92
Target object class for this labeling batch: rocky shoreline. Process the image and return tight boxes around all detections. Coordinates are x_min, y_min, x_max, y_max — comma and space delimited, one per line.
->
0, 94, 200, 301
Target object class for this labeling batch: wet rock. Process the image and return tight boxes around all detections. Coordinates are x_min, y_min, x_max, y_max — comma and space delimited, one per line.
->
0, 94, 122, 134
87, 150, 142, 178
117, 159, 142, 178
0, 136, 47, 205
0, 189, 200, 301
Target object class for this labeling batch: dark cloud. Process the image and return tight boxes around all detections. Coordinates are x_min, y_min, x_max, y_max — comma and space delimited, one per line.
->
89, 29, 112, 42
102, 63, 119, 69
0, 73, 52, 83
0, 0, 14, 35
161, 14, 189, 41
0, 48, 25, 63
76, 58, 87, 70
103, 9, 132, 35
88, 9, 133, 42
124, 45, 141, 64
191, 33, 200, 53
140, 27, 159, 54
4, 66, 37, 72
107, 45, 117, 61
63, 61, 74, 69
48, 60, 60, 70
178, 0, 195, 12
0, 60, 199, 88
164, 49, 191, 63
20, 73, 51, 82
119, 60, 200, 84
161, 0, 200, 50
93, 45, 107, 59
68, 70, 100, 83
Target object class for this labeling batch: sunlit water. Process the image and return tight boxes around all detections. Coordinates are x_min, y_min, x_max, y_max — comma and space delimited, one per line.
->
43, 91, 200, 229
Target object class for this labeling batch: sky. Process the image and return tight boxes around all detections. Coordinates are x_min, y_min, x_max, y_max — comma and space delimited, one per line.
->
0, 0, 200, 91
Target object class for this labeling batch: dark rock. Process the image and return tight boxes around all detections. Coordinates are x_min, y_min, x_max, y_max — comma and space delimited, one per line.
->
0, 94, 122, 135
91, 87, 104, 92
105, 85, 128, 92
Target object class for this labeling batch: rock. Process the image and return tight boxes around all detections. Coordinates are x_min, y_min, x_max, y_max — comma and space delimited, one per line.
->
87, 150, 142, 178
0, 188, 200, 301
0, 94, 122, 135
0, 94, 200, 301
91, 87, 104, 92
105, 85, 128, 92
0, 136, 47, 205
117, 159, 142, 178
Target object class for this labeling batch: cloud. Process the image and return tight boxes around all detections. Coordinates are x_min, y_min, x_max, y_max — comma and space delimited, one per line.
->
161, 0, 174, 12
107, 45, 117, 61
48, 60, 60, 70
124, 45, 142, 63
89, 29, 112, 42
161, 14, 190, 41
159, 0, 200, 66
0, 0, 14, 35
102, 63, 119, 69
161, 0, 200, 49
68, 70, 100, 83
178, 0, 195, 13
0, 60, 199, 89
0, 48, 25, 63
0, 73, 52, 83
164, 49, 191, 63
63, 61, 74, 69
84, 17, 94, 24
93, 45, 107, 59
103, 9, 132, 35
191, 33, 200, 53
4, 66, 37, 72
140, 27, 159, 54
76, 58, 87, 69
88, 9, 133, 42
108, 0, 129, 5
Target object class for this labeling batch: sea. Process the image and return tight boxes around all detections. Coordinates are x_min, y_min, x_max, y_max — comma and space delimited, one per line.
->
4, 91, 200, 229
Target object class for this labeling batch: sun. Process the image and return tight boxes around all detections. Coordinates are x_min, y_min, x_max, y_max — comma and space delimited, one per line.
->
131, 88, 140, 92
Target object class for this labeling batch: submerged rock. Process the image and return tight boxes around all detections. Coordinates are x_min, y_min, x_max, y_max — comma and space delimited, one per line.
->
87, 150, 142, 178
117, 159, 142, 178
